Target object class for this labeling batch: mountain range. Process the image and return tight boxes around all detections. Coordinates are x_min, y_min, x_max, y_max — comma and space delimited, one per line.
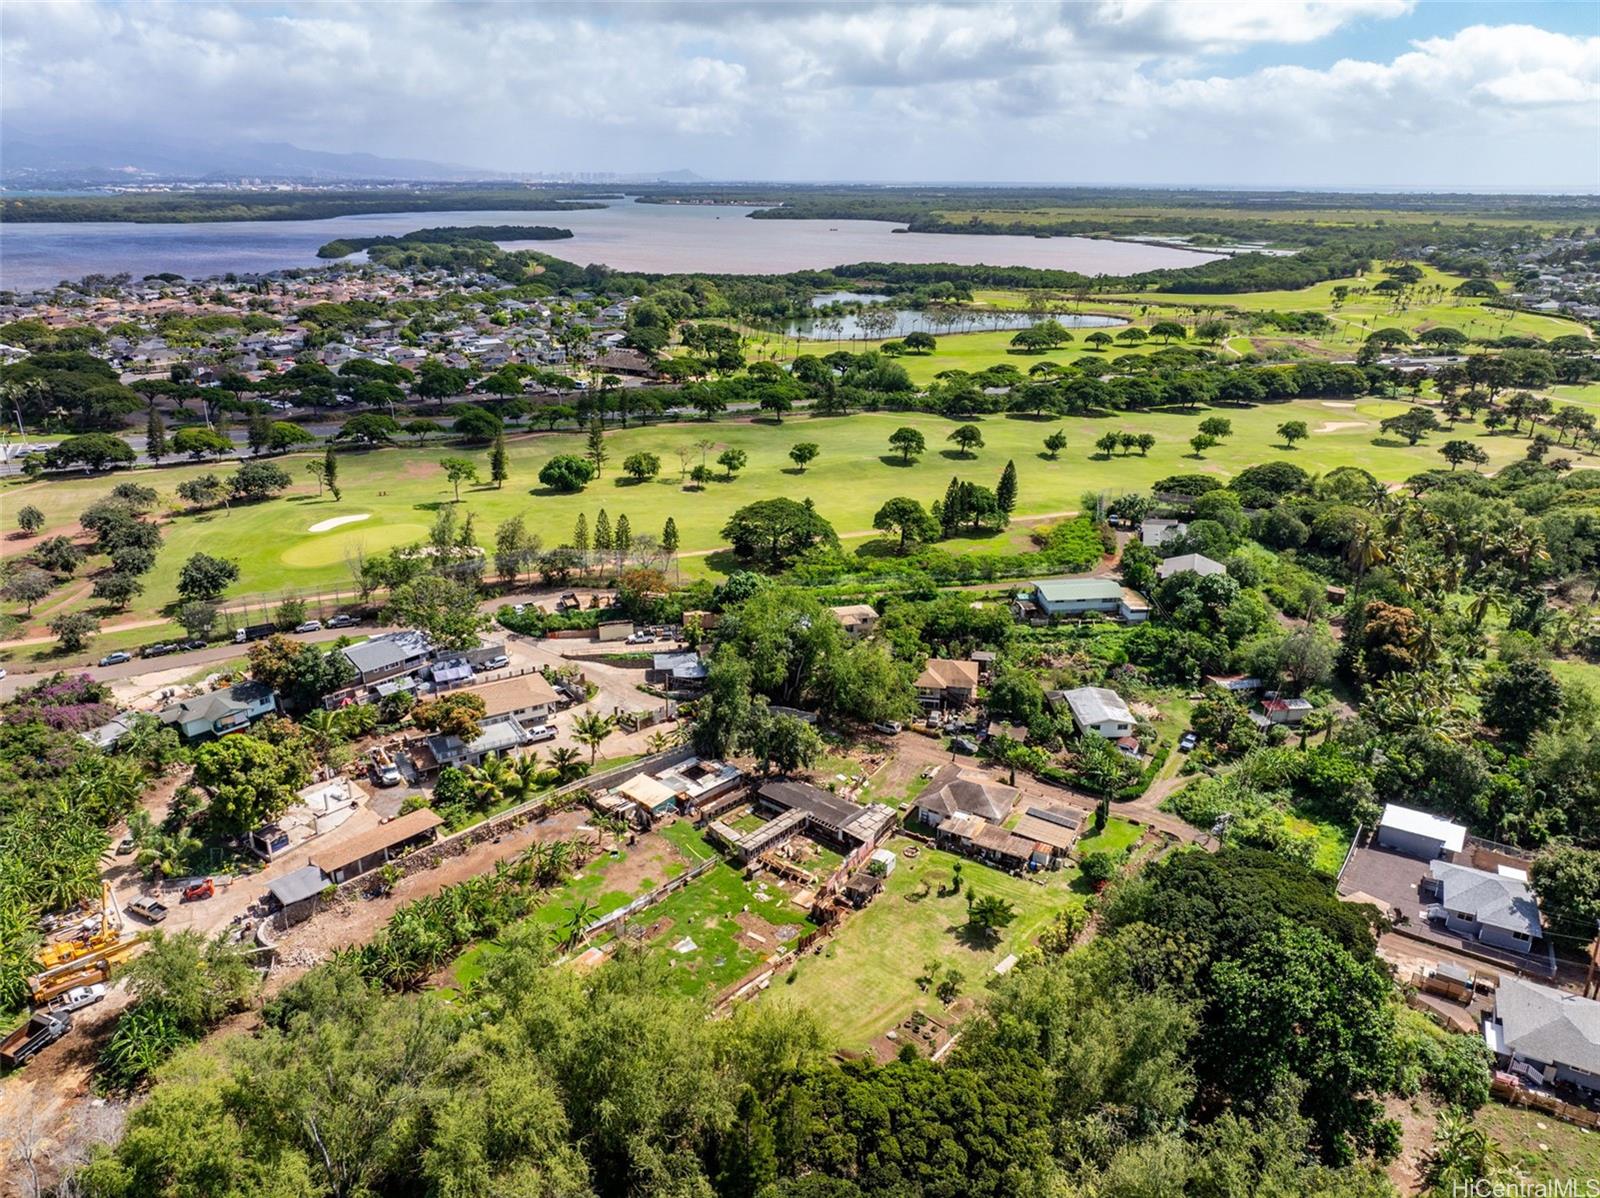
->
1, 132, 703, 186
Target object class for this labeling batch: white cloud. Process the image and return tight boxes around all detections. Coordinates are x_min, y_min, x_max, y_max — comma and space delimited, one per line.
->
1, 2, 1595, 185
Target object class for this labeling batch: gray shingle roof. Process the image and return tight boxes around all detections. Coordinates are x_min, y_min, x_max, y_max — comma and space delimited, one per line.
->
1429, 860, 1543, 937
158, 681, 274, 727
1496, 977, 1600, 1075
342, 631, 431, 676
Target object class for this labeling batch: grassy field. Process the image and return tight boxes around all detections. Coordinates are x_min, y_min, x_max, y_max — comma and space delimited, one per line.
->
1074, 817, 1143, 857
775, 838, 1086, 1050
1474, 1101, 1600, 1187
5, 397, 1561, 640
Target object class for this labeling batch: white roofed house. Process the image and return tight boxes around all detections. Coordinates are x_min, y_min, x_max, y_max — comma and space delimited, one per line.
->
1376, 803, 1467, 861
1484, 978, 1600, 1094
1156, 553, 1226, 581
1059, 687, 1135, 740
1140, 518, 1187, 546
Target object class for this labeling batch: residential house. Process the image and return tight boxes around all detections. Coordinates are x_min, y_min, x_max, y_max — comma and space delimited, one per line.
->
1156, 552, 1226, 581
158, 682, 277, 740
1483, 977, 1600, 1093
911, 764, 1018, 830
933, 811, 1041, 871
1376, 804, 1468, 861
419, 715, 529, 772
1058, 686, 1135, 740
342, 631, 433, 685
745, 780, 896, 858
1011, 805, 1084, 866
915, 658, 980, 709
463, 673, 562, 724
311, 808, 444, 885
650, 651, 708, 690
1140, 518, 1187, 546
1016, 578, 1150, 623
829, 604, 879, 639
1423, 860, 1544, 955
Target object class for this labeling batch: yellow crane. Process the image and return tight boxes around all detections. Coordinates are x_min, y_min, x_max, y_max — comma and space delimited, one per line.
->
35, 882, 123, 970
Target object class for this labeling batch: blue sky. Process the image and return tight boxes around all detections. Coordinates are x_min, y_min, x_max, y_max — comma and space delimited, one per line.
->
4, 1, 1597, 187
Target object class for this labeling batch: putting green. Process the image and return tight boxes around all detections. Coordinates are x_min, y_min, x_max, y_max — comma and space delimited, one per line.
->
280, 521, 428, 568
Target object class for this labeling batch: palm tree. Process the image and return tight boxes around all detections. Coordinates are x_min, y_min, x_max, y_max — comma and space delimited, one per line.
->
463, 752, 517, 810
571, 709, 617, 767
562, 898, 597, 951
547, 745, 587, 783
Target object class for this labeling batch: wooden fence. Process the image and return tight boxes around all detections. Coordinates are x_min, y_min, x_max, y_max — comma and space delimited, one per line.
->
1490, 1078, 1600, 1130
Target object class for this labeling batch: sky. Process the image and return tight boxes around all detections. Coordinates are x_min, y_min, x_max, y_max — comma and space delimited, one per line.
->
3, 0, 1598, 188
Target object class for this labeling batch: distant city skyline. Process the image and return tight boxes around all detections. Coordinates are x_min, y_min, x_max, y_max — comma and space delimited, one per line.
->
4, 1, 1597, 189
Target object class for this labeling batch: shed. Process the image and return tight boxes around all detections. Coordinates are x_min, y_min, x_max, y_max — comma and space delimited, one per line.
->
267, 865, 329, 926
312, 809, 443, 885
1377, 803, 1467, 860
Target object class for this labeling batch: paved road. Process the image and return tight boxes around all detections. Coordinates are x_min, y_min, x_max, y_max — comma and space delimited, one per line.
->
0, 584, 619, 700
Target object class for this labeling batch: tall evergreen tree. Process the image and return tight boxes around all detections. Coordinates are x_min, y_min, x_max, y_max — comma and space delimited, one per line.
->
585, 418, 608, 474
661, 516, 679, 555
246, 410, 272, 456
940, 476, 966, 537
996, 459, 1018, 515
323, 446, 341, 502
573, 513, 589, 567
613, 514, 631, 566
145, 407, 167, 463
594, 508, 612, 554
489, 432, 508, 489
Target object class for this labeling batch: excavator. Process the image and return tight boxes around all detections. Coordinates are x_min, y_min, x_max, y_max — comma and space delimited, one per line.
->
35, 882, 123, 971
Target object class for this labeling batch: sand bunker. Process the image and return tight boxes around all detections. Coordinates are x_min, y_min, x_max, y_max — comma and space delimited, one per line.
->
1316, 421, 1369, 434
1320, 401, 1356, 408
307, 514, 372, 533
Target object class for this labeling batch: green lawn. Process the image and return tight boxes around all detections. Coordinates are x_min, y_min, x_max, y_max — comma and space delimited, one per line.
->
1075, 817, 1143, 858
774, 839, 1086, 1050
4, 398, 1547, 638
631, 860, 815, 998
1474, 1101, 1600, 1188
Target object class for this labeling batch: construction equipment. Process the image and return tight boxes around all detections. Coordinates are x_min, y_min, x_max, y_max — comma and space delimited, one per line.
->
27, 937, 137, 1005
182, 878, 215, 903
0, 1011, 71, 1069
28, 958, 111, 1006
36, 882, 122, 970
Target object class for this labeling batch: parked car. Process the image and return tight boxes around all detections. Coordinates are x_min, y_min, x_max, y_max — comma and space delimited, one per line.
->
625, 631, 653, 645
182, 639, 207, 651
50, 984, 106, 1014
526, 723, 558, 743
294, 620, 323, 634
115, 836, 136, 856
872, 721, 904, 735
1178, 731, 1198, 752
127, 899, 168, 924
950, 736, 980, 755
98, 652, 131, 667
0, 667, 7, 680
327, 614, 358, 628
480, 654, 510, 670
